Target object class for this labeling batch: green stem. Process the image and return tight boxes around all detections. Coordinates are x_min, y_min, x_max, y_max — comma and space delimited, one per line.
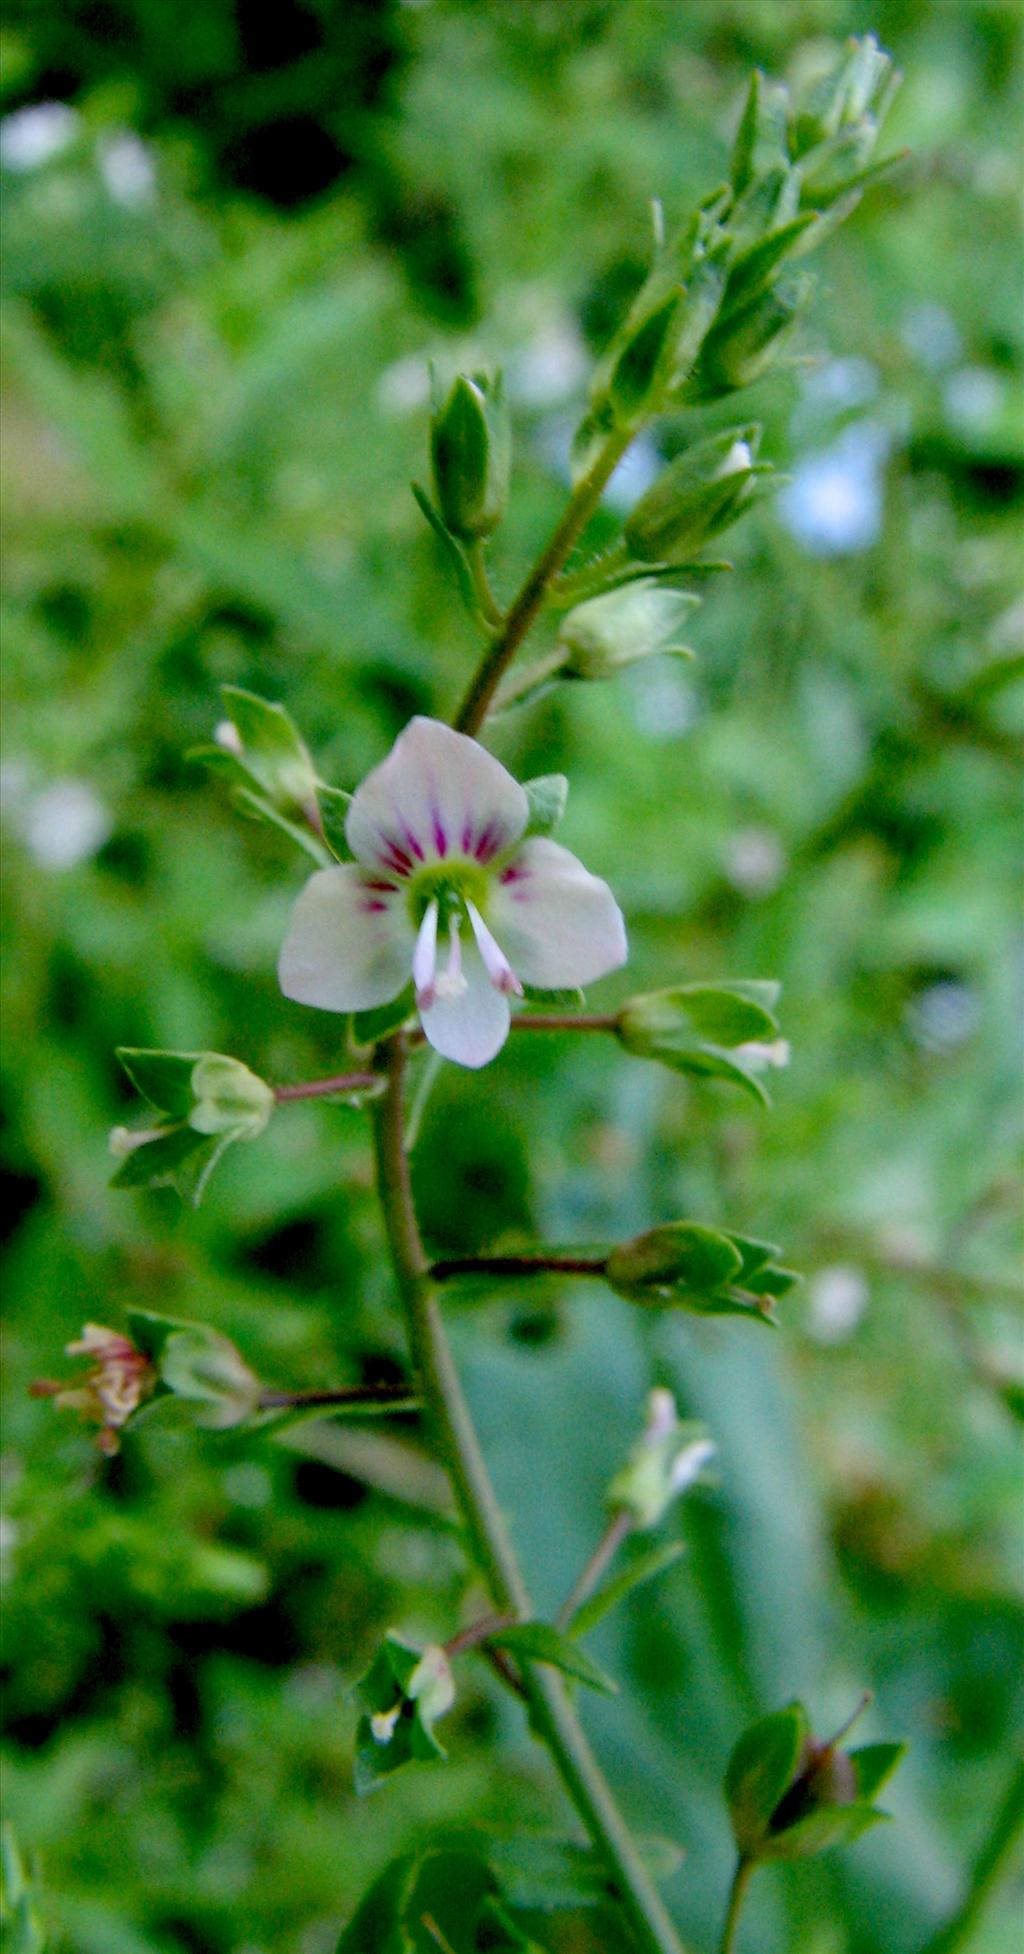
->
453, 428, 633, 735
370, 1036, 690, 1954
919, 1756, 1024, 1954
719, 1857, 754, 1954
464, 538, 505, 629
557, 1507, 634, 1631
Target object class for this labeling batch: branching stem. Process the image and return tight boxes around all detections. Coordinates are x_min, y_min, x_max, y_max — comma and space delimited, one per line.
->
453, 428, 632, 734
370, 1036, 690, 1954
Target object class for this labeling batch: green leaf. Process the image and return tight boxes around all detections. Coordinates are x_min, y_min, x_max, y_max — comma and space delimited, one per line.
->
569, 1541, 686, 1640
116, 1049, 199, 1116
848, 1742, 907, 1804
316, 782, 353, 860
336, 1847, 493, 1953
488, 1622, 619, 1696
483, 1831, 682, 1913
522, 774, 568, 838
350, 987, 416, 1047
609, 290, 683, 418
725, 1703, 809, 1854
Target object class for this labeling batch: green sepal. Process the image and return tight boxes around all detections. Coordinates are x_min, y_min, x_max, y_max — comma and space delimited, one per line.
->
230, 785, 330, 865
353, 1634, 454, 1796
520, 987, 586, 1008
316, 782, 354, 861
568, 1541, 685, 1640
848, 1742, 907, 1804
725, 1702, 809, 1855
488, 1622, 619, 1697
219, 685, 318, 809
116, 1048, 199, 1115
730, 69, 791, 195
617, 980, 783, 1106
349, 986, 416, 1048
110, 1123, 218, 1196
522, 773, 568, 838
558, 581, 698, 679
760, 1802, 889, 1861
605, 1221, 792, 1324
609, 289, 685, 419
125, 1307, 261, 1428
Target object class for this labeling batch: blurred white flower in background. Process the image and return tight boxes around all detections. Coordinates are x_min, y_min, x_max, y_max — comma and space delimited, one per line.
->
723, 825, 786, 898
97, 130, 156, 208
943, 366, 1005, 437
900, 303, 963, 373
780, 421, 890, 558
2, 768, 113, 871
806, 1265, 869, 1345
0, 102, 79, 171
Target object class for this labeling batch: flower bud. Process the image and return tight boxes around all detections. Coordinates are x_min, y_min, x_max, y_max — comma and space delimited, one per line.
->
188, 1055, 275, 1139
430, 371, 511, 540
607, 1389, 715, 1529
157, 1323, 262, 1428
725, 1697, 904, 1864
558, 581, 698, 679
622, 428, 764, 564
697, 277, 810, 395
355, 1632, 457, 1792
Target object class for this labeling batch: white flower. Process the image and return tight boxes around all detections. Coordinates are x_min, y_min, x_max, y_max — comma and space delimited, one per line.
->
279, 717, 627, 1069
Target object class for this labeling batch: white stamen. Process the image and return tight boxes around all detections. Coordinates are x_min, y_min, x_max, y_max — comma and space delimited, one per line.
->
466, 900, 523, 996
433, 915, 468, 1003
413, 899, 440, 1007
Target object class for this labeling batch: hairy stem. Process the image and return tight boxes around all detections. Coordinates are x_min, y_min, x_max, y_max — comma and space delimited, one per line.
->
371, 1036, 689, 1954
719, 1857, 754, 1954
453, 428, 632, 735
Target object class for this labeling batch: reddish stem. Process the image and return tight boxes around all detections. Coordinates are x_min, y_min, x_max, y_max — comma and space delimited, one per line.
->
431, 1252, 608, 1281
273, 1072, 378, 1103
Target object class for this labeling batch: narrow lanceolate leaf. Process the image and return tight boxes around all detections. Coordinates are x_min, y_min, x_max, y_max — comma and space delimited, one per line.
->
488, 1622, 619, 1696
336, 1845, 494, 1953
569, 1541, 686, 1640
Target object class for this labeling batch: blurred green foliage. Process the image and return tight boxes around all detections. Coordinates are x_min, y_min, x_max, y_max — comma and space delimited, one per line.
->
1, 3, 1022, 1951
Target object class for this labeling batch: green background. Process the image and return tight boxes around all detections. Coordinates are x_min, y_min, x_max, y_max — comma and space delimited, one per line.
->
2, 2, 1021, 1950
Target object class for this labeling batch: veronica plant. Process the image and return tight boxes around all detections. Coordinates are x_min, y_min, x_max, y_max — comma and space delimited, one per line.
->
39, 37, 911, 1954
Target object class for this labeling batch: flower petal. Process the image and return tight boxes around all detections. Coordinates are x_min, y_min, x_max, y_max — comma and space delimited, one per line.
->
345, 717, 529, 873
488, 837, 627, 989
279, 865, 413, 1012
419, 936, 511, 1068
